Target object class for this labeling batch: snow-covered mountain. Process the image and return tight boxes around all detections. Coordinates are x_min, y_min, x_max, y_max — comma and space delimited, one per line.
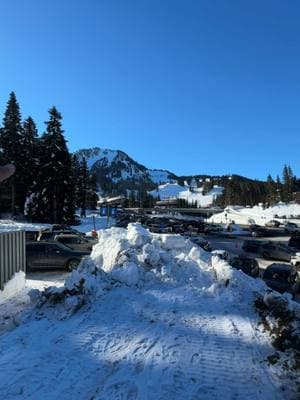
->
75, 147, 176, 192
149, 182, 224, 207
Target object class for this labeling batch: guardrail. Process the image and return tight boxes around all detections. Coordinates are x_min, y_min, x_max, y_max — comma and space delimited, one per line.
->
0, 231, 26, 290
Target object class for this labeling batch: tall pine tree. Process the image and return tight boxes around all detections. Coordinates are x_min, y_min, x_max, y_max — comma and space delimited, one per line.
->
21, 116, 40, 206
29, 107, 75, 223
282, 164, 294, 202
0, 92, 24, 215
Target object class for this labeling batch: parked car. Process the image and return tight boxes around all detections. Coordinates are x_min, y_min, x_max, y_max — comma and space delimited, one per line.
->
54, 234, 97, 252
204, 224, 223, 234
284, 222, 300, 234
262, 263, 300, 299
148, 224, 172, 234
265, 220, 280, 228
37, 230, 56, 241
190, 236, 212, 252
288, 236, 300, 250
25, 230, 39, 241
26, 241, 90, 271
229, 256, 260, 278
37, 228, 86, 242
250, 227, 269, 237
171, 224, 185, 234
259, 242, 296, 262
242, 240, 264, 253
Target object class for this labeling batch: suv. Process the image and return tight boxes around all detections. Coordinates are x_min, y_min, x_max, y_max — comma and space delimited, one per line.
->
288, 236, 300, 250
54, 234, 97, 252
262, 263, 300, 299
190, 236, 212, 252
284, 222, 300, 234
259, 242, 296, 262
242, 240, 264, 253
230, 256, 260, 278
26, 241, 90, 271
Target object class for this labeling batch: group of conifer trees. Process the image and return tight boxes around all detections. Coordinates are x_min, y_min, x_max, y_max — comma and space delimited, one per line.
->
214, 167, 299, 208
0, 92, 97, 223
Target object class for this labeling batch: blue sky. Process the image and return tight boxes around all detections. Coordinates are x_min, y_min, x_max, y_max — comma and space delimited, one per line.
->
0, 0, 299, 180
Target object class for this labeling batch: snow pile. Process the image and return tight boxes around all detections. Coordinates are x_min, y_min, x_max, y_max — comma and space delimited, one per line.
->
54, 223, 219, 301
0, 272, 26, 304
57, 223, 269, 306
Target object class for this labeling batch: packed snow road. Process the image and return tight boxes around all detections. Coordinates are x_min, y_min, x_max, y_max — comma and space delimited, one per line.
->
0, 224, 297, 399
0, 283, 282, 400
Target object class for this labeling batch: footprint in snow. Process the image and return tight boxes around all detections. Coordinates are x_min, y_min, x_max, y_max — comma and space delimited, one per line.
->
99, 381, 138, 400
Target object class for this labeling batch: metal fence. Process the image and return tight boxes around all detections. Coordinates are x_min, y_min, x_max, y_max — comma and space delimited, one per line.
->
0, 231, 26, 290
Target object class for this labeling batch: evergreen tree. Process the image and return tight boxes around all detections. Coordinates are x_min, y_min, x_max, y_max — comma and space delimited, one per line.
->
282, 164, 293, 202
77, 157, 88, 217
265, 174, 277, 205
21, 117, 40, 207
28, 107, 75, 223
0, 92, 23, 215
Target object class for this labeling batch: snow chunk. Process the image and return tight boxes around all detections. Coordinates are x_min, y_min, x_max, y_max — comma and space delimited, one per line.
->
111, 262, 140, 286
0, 272, 26, 304
160, 234, 188, 250
93, 227, 130, 272
126, 223, 151, 247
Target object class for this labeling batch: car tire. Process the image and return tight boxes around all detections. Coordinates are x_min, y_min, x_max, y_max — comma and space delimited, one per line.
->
66, 259, 80, 271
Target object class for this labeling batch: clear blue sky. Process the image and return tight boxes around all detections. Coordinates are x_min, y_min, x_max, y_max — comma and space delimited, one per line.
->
0, 0, 299, 180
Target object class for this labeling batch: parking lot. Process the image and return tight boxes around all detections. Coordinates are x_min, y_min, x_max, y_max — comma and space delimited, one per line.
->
205, 233, 290, 270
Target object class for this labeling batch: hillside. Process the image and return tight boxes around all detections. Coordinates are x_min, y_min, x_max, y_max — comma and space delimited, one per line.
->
75, 148, 267, 207
75, 147, 176, 194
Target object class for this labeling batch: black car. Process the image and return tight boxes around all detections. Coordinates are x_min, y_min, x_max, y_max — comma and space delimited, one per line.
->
259, 243, 296, 262
262, 263, 300, 298
288, 236, 300, 250
190, 236, 212, 252
230, 256, 260, 278
26, 241, 90, 271
242, 240, 264, 253
265, 220, 280, 228
249, 225, 269, 237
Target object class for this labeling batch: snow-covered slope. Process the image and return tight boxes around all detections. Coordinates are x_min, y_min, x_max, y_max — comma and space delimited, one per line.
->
149, 183, 224, 207
209, 203, 300, 225
76, 147, 175, 185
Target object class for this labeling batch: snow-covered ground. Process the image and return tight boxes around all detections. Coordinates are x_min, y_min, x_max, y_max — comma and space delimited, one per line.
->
209, 203, 300, 226
149, 183, 223, 207
72, 212, 115, 235
0, 212, 112, 235
0, 224, 298, 399
0, 220, 50, 233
